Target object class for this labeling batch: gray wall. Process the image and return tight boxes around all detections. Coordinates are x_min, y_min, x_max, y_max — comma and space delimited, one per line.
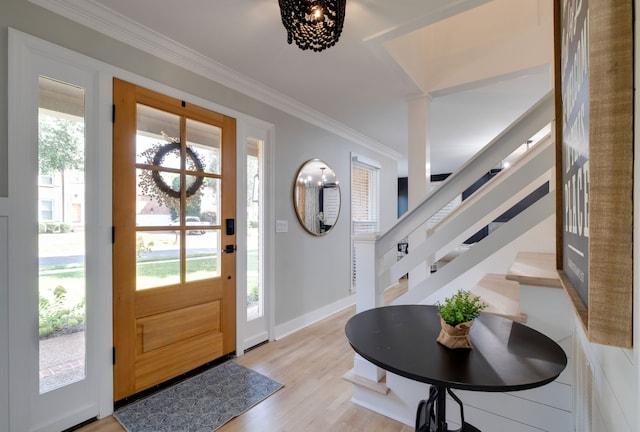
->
0, 0, 399, 326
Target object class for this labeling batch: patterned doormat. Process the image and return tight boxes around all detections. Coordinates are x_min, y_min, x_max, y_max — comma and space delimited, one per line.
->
114, 361, 283, 431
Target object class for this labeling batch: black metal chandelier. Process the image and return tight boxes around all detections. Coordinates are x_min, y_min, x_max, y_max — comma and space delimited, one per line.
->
278, 0, 347, 52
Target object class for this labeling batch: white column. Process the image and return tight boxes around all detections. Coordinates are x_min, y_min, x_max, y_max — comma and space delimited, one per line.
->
353, 234, 385, 382
407, 95, 431, 289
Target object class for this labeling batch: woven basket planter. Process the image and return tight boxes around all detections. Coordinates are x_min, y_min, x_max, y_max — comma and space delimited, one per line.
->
436, 317, 474, 349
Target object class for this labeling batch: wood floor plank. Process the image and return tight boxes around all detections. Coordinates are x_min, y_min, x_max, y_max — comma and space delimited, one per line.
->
75, 279, 410, 432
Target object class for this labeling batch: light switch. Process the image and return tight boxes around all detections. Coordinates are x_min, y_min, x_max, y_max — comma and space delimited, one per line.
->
276, 220, 288, 233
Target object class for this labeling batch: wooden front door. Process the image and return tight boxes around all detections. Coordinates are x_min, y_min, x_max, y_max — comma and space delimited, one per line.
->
112, 79, 236, 400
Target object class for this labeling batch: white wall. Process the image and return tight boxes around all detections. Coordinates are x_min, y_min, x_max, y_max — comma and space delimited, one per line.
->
272, 126, 398, 330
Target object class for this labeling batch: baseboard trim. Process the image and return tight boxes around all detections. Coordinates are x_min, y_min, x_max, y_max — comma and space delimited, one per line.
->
274, 294, 355, 340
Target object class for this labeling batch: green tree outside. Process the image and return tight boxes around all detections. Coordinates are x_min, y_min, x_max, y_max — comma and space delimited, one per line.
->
38, 115, 84, 222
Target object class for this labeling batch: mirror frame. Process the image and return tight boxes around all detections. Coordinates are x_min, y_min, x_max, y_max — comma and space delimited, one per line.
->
293, 159, 341, 236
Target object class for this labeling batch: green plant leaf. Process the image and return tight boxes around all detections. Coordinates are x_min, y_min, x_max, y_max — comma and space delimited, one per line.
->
435, 290, 487, 326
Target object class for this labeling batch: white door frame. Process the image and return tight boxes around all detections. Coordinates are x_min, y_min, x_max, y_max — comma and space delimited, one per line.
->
8, 29, 113, 431
236, 120, 276, 354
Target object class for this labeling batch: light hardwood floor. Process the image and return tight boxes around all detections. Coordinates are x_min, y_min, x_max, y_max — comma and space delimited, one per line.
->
75, 280, 412, 432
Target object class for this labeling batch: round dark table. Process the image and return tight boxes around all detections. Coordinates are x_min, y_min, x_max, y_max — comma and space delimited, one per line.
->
345, 305, 567, 432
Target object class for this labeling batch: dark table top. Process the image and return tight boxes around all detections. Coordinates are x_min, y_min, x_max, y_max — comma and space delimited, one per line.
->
345, 305, 567, 392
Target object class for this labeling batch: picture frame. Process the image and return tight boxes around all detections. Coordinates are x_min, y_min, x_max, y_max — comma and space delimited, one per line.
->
554, 0, 633, 348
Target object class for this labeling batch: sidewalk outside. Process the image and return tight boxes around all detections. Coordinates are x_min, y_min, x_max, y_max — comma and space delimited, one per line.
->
39, 331, 85, 393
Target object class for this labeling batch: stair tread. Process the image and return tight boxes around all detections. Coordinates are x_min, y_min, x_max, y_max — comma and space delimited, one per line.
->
506, 252, 562, 288
342, 369, 389, 395
472, 274, 526, 323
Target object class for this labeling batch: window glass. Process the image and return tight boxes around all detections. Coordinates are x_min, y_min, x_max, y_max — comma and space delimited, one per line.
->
38, 76, 87, 393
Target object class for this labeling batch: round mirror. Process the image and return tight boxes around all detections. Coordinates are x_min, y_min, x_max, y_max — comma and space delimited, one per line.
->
293, 159, 341, 236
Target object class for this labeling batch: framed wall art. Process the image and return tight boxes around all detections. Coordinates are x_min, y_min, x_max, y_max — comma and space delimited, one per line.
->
554, 0, 633, 348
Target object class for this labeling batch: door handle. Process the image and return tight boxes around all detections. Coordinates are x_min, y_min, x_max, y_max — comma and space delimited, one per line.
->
223, 244, 236, 254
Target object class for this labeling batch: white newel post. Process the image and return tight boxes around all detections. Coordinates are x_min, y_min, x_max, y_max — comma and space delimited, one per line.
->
352, 234, 385, 382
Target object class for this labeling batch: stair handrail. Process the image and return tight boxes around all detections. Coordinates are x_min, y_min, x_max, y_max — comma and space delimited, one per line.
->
382, 134, 555, 285
373, 90, 555, 259
394, 190, 556, 305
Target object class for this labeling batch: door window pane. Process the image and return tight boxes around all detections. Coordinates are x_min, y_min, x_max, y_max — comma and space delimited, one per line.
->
247, 140, 262, 321
186, 118, 221, 175
185, 230, 220, 282
136, 105, 180, 165
188, 178, 220, 227
38, 76, 86, 393
136, 230, 181, 290
136, 169, 181, 227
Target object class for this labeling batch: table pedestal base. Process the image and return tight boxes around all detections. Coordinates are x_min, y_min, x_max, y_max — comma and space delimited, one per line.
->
415, 385, 481, 432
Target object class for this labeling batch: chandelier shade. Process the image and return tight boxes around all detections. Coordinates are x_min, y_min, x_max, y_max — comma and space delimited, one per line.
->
278, 0, 347, 52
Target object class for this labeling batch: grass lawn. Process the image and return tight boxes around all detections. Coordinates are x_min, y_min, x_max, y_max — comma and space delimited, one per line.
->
40, 246, 260, 303
39, 231, 262, 331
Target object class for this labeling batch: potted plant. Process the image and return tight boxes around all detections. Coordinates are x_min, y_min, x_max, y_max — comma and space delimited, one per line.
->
435, 290, 487, 349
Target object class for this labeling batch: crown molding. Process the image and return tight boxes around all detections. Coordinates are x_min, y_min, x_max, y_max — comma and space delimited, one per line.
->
28, 0, 401, 161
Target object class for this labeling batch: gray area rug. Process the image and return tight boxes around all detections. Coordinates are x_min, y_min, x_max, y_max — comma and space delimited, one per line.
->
114, 361, 283, 431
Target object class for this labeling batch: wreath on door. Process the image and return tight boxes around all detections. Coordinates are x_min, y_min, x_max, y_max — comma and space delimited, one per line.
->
138, 135, 205, 208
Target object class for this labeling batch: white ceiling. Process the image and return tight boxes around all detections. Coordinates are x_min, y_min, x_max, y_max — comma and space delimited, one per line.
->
41, 0, 554, 176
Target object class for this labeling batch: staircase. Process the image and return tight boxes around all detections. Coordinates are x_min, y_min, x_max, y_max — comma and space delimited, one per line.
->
470, 251, 564, 324
348, 91, 575, 431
